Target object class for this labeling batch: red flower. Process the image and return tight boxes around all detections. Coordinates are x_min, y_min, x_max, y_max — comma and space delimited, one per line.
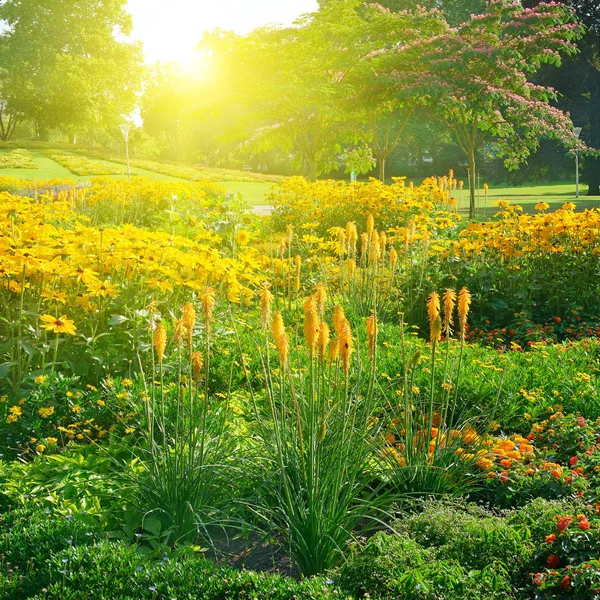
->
533, 573, 546, 586
578, 519, 591, 531
547, 554, 560, 568
560, 575, 571, 589
556, 516, 573, 533
565, 476, 573, 485
570, 456, 579, 466
545, 534, 556, 544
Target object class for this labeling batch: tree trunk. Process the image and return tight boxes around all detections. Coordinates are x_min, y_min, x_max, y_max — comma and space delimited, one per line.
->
307, 157, 318, 182
467, 148, 477, 220
379, 155, 386, 182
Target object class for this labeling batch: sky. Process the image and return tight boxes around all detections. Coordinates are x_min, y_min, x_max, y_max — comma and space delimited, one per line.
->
126, 0, 319, 64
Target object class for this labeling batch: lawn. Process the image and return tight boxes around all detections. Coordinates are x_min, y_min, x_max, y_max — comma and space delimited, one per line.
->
459, 180, 600, 215
0, 149, 274, 203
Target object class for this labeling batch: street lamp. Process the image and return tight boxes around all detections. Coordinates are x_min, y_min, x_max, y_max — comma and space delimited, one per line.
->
574, 126, 582, 199
119, 123, 132, 182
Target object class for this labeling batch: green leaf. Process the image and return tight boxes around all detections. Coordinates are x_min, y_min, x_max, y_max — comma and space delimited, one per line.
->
143, 516, 163, 536
108, 314, 128, 326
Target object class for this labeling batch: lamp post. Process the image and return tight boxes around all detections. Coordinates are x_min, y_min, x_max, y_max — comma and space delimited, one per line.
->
574, 127, 582, 199
119, 123, 132, 182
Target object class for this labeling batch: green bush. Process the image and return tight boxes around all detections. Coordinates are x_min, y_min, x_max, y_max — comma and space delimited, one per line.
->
339, 531, 514, 600
396, 501, 533, 589
2, 537, 347, 599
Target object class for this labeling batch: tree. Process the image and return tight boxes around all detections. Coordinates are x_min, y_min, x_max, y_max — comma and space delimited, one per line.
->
331, 3, 447, 181
523, 0, 600, 195
0, 0, 143, 140
202, 7, 365, 180
319, 0, 487, 27
370, 0, 586, 217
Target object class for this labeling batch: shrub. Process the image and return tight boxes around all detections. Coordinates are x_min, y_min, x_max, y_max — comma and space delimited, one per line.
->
339, 531, 514, 600
1, 537, 347, 600
0, 149, 37, 169
396, 501, 534, 588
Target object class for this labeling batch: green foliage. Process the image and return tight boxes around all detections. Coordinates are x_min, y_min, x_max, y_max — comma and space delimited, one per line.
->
0, 0, 143, 140
0, 504, 347, 599
396, 501, 534, 588
43, 150, 126, 176
0, 149, 37, 169
339, 531, 514, 599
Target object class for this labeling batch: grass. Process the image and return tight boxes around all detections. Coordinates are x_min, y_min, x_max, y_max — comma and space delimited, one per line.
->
457, 180, 600, 216
0, 149, 274, 204
220, 181, 273, 205
3, 149, 596, 211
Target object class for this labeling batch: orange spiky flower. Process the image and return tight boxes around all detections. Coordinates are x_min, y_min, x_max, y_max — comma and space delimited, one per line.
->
200, 287, 216, 328
366, 214, 375, 236
379, 231, 387, 254
314, 284, 327, 316
427, 292, 441, 344
346, 258, 356, 278
333, 304, 347, 338
339, 320, 354, 377
458, 287, 472, 338
271, 311, 289, 369
389, 247, 398, 271
191, 351, 203, 382
259, 285, 273, 330
430, 315, 442, 344
304, 296, 320, 356
182, 302, 196, 346
327, 338, 340, 363
366, 314, 377, 357
442, 289, 456, 336
153, 322, 167, 363
426, 291, 440, 326
173, 318, 187, 347
317, 322, 330, 360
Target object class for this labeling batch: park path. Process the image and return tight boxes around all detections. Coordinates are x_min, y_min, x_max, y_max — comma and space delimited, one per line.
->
253, 204, 273, 216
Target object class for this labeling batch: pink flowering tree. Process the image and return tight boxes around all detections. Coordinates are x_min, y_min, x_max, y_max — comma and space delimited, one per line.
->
370, 0, 588, 218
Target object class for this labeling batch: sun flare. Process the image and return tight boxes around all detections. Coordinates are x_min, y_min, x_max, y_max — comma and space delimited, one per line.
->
127, 0, 318, 64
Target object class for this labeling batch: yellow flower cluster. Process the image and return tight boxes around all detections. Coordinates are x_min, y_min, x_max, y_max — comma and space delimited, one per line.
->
448, 201, 600, 259
0, 189, 267, 313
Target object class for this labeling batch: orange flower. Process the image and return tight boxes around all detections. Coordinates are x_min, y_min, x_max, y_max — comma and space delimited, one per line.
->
271, 311, 289, 369
153, 323, 167, 363
366, 314, 377, 357
457, 287, 471, 337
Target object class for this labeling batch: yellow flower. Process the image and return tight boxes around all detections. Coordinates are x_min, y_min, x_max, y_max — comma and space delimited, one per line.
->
535, 201, 550, 212
46, 437, 58, 444
38, 406, 55, 418
40, 315, 77, 335
88, 280, 119, 298
36, 444, 46, 453
35, 375, 48, 384
236, 229, 250, 245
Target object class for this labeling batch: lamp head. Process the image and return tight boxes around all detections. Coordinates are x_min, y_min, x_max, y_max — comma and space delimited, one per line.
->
119, 123, 132, 140
574, 127, 583, 139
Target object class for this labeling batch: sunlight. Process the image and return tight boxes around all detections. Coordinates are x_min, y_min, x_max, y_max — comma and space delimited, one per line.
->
126, 0, 318, 64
